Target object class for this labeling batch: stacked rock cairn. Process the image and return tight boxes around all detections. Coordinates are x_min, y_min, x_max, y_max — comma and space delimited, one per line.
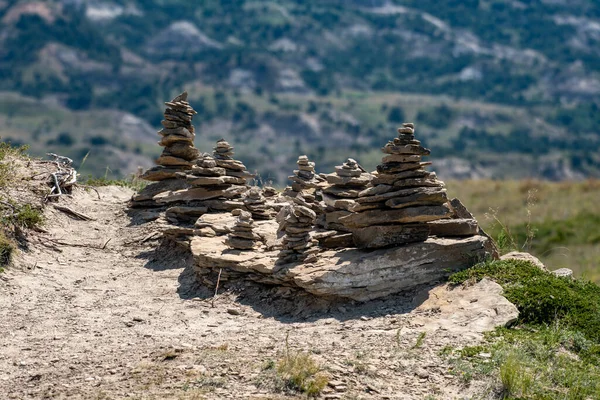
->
244, 187, 271, 220
339, 123, 453, 249
225, 209, 259, 250
321, 158, 372, 231
176, 139, 254, 211
277, 195, 319, 264
143, 91, 199, 181
284, 155, 325, 219
131, 92, 199, 207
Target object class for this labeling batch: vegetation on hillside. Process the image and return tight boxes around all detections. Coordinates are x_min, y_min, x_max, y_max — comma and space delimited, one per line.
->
0, 1, 598, 179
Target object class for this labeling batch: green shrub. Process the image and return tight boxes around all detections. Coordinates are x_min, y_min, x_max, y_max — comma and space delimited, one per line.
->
276, 351, 328, 397
0, 231, 14, 269
450, 259, 600, 343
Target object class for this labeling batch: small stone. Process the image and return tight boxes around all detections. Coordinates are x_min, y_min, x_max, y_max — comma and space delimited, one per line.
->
227, 308, 241, 316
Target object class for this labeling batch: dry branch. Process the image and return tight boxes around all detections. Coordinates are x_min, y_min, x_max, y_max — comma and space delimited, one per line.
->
53, 205, 95, 221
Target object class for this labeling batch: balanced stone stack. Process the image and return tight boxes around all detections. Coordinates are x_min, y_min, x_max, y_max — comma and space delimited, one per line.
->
339, 123, 454, 249
321, 158, 372, 232
161, 140, 254, 212
277, 196, 319, 264
130, 92, 199, 207
285, 155, 320, 196
142, 91, 199, 181
244, 187, 271, 220
224, 209, 259, 250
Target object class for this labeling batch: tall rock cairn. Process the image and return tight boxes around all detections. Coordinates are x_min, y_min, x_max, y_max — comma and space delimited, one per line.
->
285, 155, 320, 195
321, 158, 372, 231
225, 209, 260, 250
142, 92, 199, 181
277, 195, 318, 264
339, 123, 452, 249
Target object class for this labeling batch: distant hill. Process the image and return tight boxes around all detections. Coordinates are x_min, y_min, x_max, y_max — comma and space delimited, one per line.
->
1, 0, 599, 182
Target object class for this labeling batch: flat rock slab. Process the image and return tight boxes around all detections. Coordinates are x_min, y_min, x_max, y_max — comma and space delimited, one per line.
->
427, 218, 479, 237
339, 205, 452, 228
412, 278, 519, 339
351, 224, 429, 249
192, 228, 491, 301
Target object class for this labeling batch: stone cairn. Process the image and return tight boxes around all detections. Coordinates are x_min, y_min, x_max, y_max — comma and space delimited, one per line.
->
174, 139, 254, 210
225, 209, 259, 250
285, 155, 320, 195
244, 187, 271, 220
321, 158, 372, 231
277, 195, 319, 264
131, 92, 199, 207
339, 123, 454, 249
143, 91, 199, 180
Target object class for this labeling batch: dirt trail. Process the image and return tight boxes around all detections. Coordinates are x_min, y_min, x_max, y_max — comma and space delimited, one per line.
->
0, 185, 505, 399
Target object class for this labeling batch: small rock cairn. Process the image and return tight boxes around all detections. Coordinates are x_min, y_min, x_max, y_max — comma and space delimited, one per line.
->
225, 209, 259, 250
244, 187, 271, 220
285, 155, 320, 195
322, 158, 372, 231
277, 196, 318, 264
142, 92, 199, 181
175, 140, 254, 210
339, 123, 452, 248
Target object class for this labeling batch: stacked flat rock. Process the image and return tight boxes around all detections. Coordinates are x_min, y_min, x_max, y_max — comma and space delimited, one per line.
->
321, 158, 372, 230
339, 123, 453, 249
277, 196, 319, 264
142, 91, 199, 181
167, 140, 255, 212
244, 187, 271, 220
285, 155, 320, 195
224, 209, 260, 250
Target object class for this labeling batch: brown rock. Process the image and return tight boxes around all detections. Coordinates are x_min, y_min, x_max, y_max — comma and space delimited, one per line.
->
351, 224, 430, 249
339, 205, 452, 228
427, 218, 479, 237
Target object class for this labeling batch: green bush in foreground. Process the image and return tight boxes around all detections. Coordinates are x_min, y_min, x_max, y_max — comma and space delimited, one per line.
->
450, 259, 600, 343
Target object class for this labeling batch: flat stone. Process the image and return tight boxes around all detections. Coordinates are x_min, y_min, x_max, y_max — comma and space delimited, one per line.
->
351, 224, 430, 249
187, 175, 246, 186
216, 159, 246, 171
382, 154, 422, 164
339, 205, 452, 228
384, 189, 448, 209
335, 167, 362, 177
226, 170, 256, 179
376, 162, 431, 174
382, 143, 430, 156
156, 155, 194, 167
323, 186, 361, 198
224, 237, 255, 250
154, 186, 247, 204
163, 143, 200, 161
318, 233, 354, 249
141, 166, 188, 182
427, 218, 479, 237
325, 173, 371, 187
131, 178, 190, 202
358, 185, 393, 197
190, 166, 226, 177
357, 186, 446, 204
159, 135, 194, 147
393, 177, 444, 188
165, 206, 208, 218
372, 170, 429, 185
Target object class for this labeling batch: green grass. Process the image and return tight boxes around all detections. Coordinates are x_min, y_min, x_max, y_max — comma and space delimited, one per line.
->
0, 231, 14, 269
446, 179, 600, 281
446, 259, 600, 399
84, 174, 147, 191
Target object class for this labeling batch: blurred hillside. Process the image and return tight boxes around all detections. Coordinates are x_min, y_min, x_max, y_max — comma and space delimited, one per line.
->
1, 0, 599, 182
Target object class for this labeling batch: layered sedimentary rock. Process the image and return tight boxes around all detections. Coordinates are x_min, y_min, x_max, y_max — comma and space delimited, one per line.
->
244, 187, 273, 220
130, 92, 199, 207
191, 233, 491, 302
